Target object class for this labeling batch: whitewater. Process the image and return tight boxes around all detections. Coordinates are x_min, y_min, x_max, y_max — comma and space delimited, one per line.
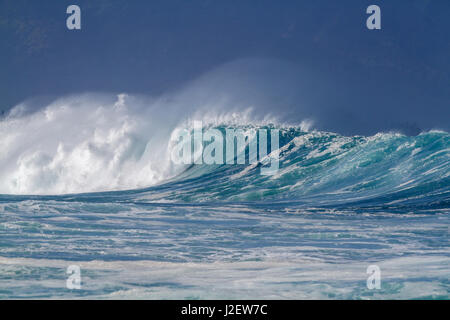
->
0, 93, 448, 299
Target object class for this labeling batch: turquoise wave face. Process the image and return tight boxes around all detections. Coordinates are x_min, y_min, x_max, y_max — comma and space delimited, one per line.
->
125, 128, 449, 209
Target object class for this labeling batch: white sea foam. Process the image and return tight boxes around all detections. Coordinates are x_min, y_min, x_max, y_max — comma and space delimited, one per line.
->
0, 255, 448, 299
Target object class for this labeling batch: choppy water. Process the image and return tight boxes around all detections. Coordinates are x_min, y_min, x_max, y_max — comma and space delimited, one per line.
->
0, 125, 449, 299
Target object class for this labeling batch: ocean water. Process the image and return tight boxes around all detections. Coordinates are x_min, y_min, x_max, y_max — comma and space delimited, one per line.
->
0, 99, 449, 299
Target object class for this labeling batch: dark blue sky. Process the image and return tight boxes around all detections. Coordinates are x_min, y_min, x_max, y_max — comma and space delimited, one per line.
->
1, 0, 449, 135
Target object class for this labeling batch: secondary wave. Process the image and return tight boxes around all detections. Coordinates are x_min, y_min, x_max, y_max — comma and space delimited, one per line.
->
139, 128, 450, 208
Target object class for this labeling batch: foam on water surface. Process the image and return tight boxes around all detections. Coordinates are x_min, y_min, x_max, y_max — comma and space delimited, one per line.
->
0, 94, 448, 299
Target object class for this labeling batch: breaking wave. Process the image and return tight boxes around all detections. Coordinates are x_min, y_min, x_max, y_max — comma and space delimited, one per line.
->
0, 93, 449, 210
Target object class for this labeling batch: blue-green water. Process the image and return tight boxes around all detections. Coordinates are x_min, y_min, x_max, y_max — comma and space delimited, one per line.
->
0, 129, 449, 299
